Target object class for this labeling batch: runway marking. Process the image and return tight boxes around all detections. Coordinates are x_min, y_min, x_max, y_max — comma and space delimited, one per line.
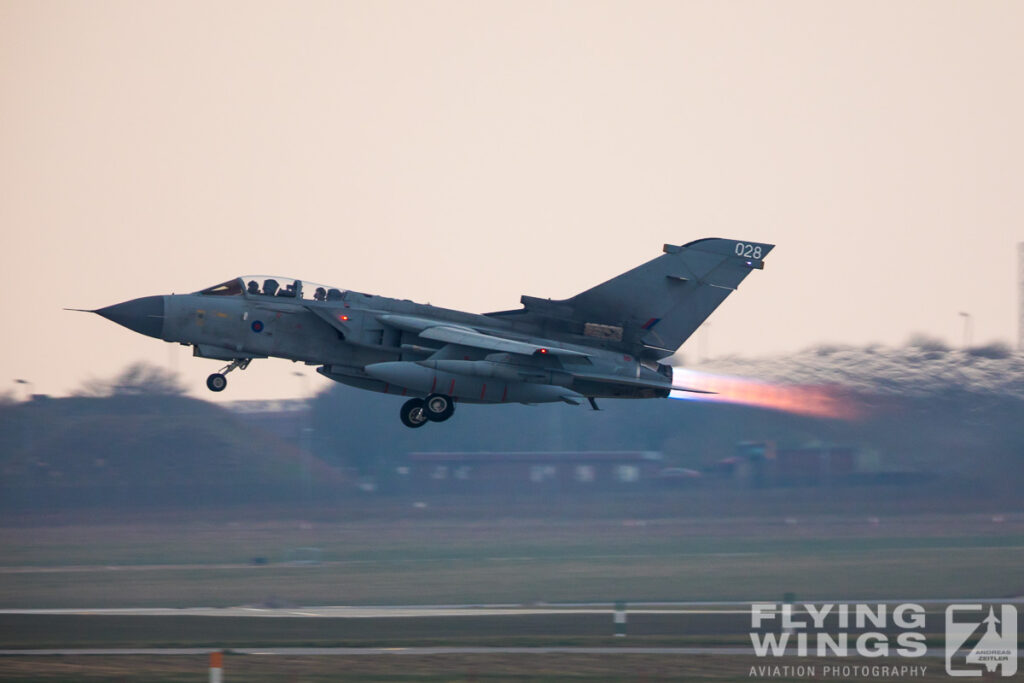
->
6, 543, 1022, 575
0, 647, 1001, 657
3, 598, 1022, 621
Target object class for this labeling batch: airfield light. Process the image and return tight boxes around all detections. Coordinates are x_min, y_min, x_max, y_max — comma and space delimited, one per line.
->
958, 311, 972, 347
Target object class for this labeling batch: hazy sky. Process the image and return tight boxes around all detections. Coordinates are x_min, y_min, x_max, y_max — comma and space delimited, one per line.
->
2, 1, 1022, 401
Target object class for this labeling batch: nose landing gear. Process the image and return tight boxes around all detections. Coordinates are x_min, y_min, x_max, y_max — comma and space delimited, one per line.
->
206, 358, 251, 392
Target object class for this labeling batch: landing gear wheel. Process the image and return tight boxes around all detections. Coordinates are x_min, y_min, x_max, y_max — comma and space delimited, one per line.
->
400, 398, 428, 428
424, 393, 455, 422
204, 358, 251, 393
206, 373, 228, 392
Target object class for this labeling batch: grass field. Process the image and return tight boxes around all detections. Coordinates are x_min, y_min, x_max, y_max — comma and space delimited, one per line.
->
1, 508, 1022, 609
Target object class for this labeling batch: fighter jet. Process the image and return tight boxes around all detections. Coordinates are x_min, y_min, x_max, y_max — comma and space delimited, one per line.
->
81, 238, 773, 427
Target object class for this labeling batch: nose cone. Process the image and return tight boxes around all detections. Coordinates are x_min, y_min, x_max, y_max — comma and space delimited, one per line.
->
95, 295, 166, 339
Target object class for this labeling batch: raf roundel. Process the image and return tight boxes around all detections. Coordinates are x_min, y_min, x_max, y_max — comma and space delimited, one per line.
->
251, 320, 264, 333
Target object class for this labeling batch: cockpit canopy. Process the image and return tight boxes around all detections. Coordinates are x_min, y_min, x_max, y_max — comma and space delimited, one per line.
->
198, 277, 346, 302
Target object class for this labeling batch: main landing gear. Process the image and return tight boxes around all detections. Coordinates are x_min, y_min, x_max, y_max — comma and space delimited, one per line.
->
400, 393, 455, 428
206, 358, 251, 392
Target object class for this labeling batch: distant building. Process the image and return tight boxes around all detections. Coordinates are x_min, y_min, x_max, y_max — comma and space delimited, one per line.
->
406, 451, 664, 492
726, 441, 855, 487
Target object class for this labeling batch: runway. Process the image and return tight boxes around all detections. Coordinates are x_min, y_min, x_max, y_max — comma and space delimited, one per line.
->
4, 601, 1021, 659
3, 598, 1019, 618
0, 646, 974, 657
0, 605, 751, 618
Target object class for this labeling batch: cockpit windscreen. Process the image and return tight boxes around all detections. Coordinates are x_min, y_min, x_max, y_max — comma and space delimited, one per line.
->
197, 277, 344, 302
198, 279, 244, 296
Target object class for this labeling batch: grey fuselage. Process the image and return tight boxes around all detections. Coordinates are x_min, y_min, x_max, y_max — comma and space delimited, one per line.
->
91, 239, 775, 413
152, 284, 665, 404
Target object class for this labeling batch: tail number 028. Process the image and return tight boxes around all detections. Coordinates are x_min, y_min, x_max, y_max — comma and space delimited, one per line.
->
734, 242, 762, 259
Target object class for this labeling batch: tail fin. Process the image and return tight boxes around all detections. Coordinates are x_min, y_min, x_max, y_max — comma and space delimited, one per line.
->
567, 238, 773, 357
487, 238, 774, 359
486, 238, 771, 359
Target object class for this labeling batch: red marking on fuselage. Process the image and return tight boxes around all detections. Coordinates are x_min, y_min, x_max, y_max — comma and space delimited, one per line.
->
430, 375, 437, 393
502, 384, 508, 402
481, 383, 487, 400
383, 383, 389, 394
401, 388, 407, 396
448, 379, 455, 396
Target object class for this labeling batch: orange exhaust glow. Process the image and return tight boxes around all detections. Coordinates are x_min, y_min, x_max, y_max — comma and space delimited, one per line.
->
670, 368, 862, 420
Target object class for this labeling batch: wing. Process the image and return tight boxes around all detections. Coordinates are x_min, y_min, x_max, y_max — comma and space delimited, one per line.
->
419, 326, 589, 358
377, 314, 590, 358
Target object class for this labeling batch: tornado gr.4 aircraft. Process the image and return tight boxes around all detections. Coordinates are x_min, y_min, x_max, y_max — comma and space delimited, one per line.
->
81, 238, 773, 427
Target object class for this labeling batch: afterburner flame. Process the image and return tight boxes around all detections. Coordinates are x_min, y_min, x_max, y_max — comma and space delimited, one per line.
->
670, 368, 862, 420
